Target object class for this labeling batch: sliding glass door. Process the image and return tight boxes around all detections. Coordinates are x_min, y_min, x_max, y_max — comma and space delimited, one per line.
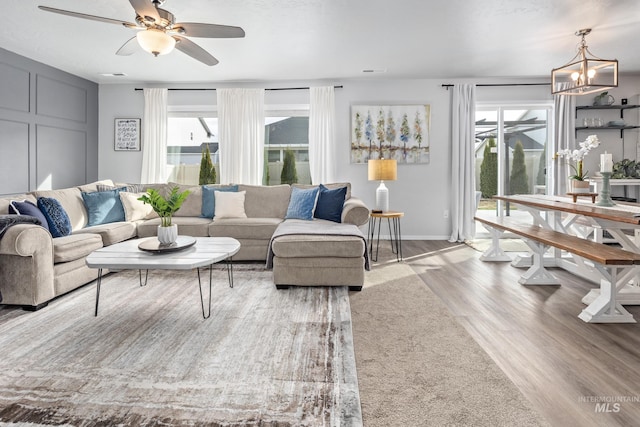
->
475, 104, 552, 217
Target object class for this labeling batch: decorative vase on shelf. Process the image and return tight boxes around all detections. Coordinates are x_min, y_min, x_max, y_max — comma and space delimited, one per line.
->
570, 179, 591, 193
157, 224, 178, 245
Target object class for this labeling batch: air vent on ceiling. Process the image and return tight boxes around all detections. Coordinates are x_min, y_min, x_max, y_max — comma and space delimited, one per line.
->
362, 69, 387, 74
99, 72, 128, 77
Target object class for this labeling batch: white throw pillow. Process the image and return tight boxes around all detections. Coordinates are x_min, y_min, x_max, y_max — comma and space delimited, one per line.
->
214, 190, 247, 219
119, 192, 157, 221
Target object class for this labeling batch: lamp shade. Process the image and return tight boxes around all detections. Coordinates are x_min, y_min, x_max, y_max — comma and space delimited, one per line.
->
136, 28, 176, 56
368, 159, 397, 181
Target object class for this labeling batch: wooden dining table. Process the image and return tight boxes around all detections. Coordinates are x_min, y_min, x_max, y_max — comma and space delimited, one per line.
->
493, 194, 640, 306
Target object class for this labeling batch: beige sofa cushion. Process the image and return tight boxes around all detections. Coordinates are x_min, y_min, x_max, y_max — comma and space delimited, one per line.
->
74, 221, 137, 246
0, 194, 37, 215
271, 233, 365, 259
172, 185, 202, 217
238, 184, 291, 219
32, 187, 87, 231
53, 233, 103, 264
76, 179, 115, 193
137, 217, 212, 238
209, 217, 283, 240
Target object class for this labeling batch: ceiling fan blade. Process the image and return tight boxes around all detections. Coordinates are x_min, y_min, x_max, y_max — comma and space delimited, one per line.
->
173, 36, 219, 66
129, 0, 161, 23
38, 6, 137, 28
173, 22, 245, 38
116, 37, 139, 56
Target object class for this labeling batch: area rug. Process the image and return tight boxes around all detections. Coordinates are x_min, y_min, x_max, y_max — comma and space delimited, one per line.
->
0, 269, 361, 426
350, 261, 549, 426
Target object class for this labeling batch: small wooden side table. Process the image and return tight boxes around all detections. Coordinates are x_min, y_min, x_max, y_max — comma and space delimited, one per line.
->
367, 211, 404, 262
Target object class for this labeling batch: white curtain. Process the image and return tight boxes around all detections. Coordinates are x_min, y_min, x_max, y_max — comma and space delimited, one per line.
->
552, 88, 576, 195
218, 88, 265, 185
309, 86, 336, 184
140, 88, 168, 183
449, 84, 477, 242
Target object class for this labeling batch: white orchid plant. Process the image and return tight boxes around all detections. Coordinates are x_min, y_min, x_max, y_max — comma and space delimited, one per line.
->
556, 134, 601, 181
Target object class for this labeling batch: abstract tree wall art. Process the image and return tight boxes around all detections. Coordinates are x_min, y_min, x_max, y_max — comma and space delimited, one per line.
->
351, 105, 430, 164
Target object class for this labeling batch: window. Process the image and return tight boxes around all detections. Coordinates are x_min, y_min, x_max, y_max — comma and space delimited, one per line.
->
167, 109, 310, 185
475, 104, 552, 216
264, 116, 310, 185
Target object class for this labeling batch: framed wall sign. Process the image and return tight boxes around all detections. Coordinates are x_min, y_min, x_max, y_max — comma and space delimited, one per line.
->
114, 118, 141, 151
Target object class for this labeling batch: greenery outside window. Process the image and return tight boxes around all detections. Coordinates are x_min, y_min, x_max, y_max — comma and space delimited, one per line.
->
167, 109, 310, 186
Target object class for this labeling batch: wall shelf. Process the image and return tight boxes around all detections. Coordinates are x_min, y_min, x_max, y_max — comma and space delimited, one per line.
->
575, 105, 640, 137
575, 105, 640, 119
575, 125, 640, 138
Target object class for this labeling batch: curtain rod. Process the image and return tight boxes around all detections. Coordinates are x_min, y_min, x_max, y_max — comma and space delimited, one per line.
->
442, 83, 550, 90
134, 85, 343, 92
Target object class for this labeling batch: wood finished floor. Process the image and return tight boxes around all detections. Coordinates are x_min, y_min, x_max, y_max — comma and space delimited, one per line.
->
373, 239, 640, 427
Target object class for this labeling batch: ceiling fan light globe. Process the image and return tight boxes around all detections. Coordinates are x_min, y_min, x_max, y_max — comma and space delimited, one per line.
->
136, 28, 175, 56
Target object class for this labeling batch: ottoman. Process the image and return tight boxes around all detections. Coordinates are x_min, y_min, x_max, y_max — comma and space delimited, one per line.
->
270, 233, 366, 291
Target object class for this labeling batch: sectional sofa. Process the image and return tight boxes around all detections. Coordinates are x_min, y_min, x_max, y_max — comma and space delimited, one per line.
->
0, 180, 370, 311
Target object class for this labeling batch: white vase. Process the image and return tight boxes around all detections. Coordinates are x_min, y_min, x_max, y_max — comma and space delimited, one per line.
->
570, 179, 591, 194
157, 224, 178, 245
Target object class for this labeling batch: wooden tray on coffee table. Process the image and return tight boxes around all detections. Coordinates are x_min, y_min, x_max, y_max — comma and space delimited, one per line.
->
138, 236, 196, 253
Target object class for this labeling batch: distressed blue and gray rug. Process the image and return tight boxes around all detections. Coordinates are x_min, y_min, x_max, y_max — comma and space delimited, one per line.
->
0, 268, 361, 426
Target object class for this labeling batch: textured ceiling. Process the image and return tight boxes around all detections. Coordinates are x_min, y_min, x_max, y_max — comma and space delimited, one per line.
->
2, 0, 640, 84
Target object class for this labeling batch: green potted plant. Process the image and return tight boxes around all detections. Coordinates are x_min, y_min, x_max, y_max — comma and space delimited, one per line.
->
138, 187, 191, 244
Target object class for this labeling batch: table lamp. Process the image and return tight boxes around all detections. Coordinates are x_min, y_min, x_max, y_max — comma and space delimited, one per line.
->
368, 158, 397, 212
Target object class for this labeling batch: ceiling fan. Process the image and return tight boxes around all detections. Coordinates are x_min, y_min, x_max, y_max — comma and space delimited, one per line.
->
38, 0, 245, 66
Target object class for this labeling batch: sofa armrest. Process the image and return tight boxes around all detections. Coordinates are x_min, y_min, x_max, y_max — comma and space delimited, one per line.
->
342, 197, 369, 227
0, 224, 55, 307
0, 224, 53, 259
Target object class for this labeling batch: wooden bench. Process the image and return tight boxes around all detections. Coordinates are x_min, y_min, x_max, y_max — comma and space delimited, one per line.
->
474, 215, 640, 323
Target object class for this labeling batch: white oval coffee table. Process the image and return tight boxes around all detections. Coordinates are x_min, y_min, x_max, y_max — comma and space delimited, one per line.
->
86, 236, 241, 319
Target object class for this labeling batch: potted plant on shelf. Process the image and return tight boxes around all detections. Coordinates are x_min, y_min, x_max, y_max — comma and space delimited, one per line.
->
138, 187, 191, 244
556, 134, 601, 193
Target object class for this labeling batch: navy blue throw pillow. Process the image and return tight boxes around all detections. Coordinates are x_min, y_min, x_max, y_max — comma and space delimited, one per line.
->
9, 200, 50, 232
37, 197, 72, 237
314, 184, 347, 223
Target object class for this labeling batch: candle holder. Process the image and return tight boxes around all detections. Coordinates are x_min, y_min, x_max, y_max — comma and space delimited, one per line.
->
596, 172, 616, 207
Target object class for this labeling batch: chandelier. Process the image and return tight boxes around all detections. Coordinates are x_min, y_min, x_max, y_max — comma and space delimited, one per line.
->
551, 29, 618, 95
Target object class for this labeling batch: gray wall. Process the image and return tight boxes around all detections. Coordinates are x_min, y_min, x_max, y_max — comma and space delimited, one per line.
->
0, 48, 98, 195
